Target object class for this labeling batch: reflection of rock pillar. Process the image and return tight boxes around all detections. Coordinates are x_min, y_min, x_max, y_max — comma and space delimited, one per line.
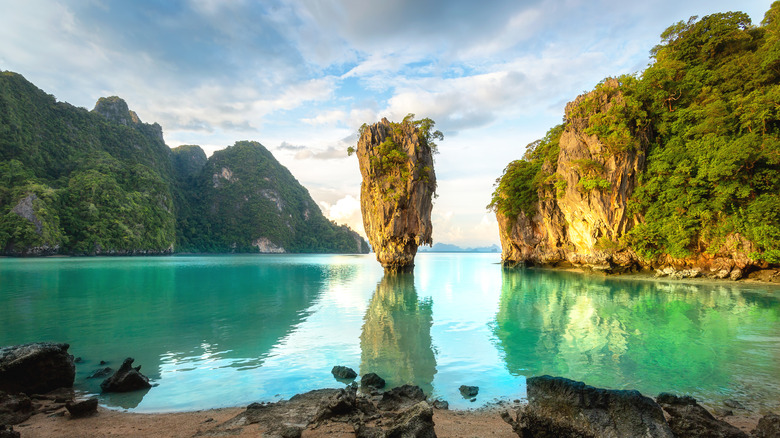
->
360, 273, 436, 394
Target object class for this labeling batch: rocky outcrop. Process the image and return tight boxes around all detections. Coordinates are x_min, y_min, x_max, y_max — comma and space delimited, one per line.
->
203, 385, 435, 437
65, 398, 98, 418
100, 358, 152, 393
498, 80, 644, 273
356, 118, 437, 272
497, 80, 773, 279
656, 393, 747, 438
0, 392, 33, 425
501, 375, 674, 438
0, 343, 75, 394
331, 366, 357, 380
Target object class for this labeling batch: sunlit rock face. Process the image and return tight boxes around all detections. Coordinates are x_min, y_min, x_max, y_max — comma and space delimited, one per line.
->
498, 79, 645, 272
497, 80, 767, 279
356, 118, 436, 272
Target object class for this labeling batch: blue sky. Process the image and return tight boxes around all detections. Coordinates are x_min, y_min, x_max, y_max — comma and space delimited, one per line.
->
0, 0, 772, 246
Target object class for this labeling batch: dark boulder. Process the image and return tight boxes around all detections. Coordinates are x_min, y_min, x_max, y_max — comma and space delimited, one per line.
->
65, 398, 98, 418
100, 358, 151, 392
0, 392, 33, 425
361, 373, 386, 390
383, 401, 436, 438
751, 413, 780, 438
87, 367, 113, 379
0, 343, 75, 394
0, 425, 20, 438
377, 385, 426, 411
656, 393, 747, 438
502, 375, 674, 438
331, 365, 357, 380
459, 385, 479, 398
314, 385, 358, 422
432, 399, 449, 410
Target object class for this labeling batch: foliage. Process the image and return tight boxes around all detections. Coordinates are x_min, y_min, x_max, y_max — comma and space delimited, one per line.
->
0, 71, 368, 255
356, 114, 442, 206
488, 125, 564, 218
494, 4, 780, 263
176, 141, 367, 254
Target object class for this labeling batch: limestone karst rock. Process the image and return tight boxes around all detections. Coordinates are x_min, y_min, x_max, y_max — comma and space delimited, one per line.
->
355, 116, 439, 272
497, 79, 646, 273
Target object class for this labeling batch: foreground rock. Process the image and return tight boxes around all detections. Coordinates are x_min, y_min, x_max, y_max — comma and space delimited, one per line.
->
65, 398, 99, 418
201, 384, 436, 437
361, 373, 386, 390
656, 393, 747, 437
0, 343, 75, 394
354, 116, 440, 272
0, 392, 32, 425
331, 365, 357, 380
752, 413, 780, 438
100, 358, 151, 392
501, 375, 674, 438
0, 425, 19, 438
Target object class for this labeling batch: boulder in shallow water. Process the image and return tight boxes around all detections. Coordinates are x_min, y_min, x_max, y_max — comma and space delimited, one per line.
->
656, 393, 747, 438
502, 375, 674, 438
459, 385, 479, 398
331, 365, 357, 380
0, 343, 75, 394
360, 373, 386, 390
100, 358, 151, 392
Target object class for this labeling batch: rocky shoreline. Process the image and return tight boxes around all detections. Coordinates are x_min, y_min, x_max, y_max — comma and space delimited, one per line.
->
2, 343, 779, 437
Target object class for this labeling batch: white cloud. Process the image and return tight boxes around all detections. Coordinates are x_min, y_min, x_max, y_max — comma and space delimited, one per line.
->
319, 195, 365, 237
302, 110, 347, 126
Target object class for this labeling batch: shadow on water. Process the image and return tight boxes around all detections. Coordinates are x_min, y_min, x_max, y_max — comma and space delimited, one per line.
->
493, 267, 780, 411
360, 272, 436, 395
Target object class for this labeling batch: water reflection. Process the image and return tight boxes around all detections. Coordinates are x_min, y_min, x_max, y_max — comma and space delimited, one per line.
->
360, 273, 436, 394
494, 268, 780, 410
0, 256, 335, 408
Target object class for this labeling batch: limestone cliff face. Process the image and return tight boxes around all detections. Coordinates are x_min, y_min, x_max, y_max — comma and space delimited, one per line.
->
497, 81, 773, 280
498, 80, 646, 272
356, 118, 436, 271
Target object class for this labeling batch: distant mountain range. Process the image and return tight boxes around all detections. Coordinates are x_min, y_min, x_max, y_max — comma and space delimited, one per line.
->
418, 243, 500, 253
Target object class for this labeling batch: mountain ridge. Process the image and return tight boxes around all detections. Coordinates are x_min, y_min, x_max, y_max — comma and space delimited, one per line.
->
0, 71, 368, 255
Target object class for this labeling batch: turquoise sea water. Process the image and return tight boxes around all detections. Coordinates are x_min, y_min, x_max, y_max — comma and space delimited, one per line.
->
1, 253, 778, 413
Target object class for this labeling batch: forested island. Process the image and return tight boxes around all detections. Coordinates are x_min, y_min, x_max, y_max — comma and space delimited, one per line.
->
491, 7, 780, 281
0, 73, 368, 256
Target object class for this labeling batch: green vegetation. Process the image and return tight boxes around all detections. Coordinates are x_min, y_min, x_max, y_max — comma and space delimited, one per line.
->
0, 71, 367, 255
487, 124, 564, 218
354, 114, 442, 205
177, 141, 366, 253
491, 4, 780, 263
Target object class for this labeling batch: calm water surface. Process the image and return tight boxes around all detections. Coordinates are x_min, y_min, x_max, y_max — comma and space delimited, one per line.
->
0, 253, 778, 413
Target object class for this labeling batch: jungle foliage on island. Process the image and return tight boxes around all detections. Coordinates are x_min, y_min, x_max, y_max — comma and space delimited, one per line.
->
0, 71, 367, 255
350, 114, 442, 205
490, 4, 780, 263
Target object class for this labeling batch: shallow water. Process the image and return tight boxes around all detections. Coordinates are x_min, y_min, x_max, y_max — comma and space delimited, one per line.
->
0, 253, 778, 413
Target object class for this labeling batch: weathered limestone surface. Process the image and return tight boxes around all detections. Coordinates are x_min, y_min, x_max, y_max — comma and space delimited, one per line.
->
498, 80, 771, 279
356, 118, 436, 272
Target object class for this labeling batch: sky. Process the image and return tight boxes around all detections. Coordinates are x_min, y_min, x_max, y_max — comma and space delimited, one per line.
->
0, 0, 772, 247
